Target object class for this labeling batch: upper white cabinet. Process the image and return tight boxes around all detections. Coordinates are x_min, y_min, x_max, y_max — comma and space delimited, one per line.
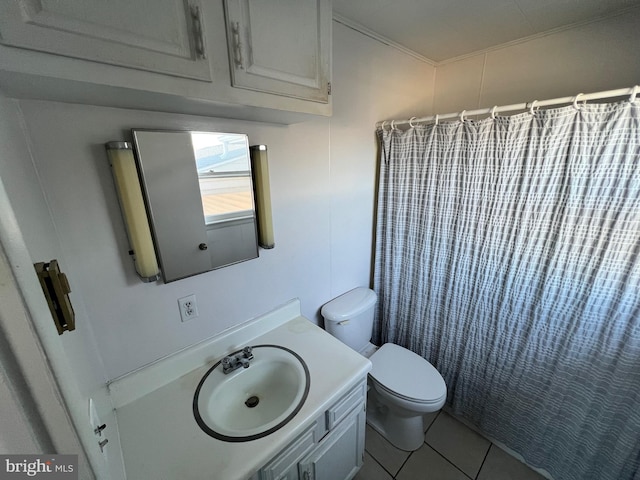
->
0, 0, 211, 81
0, 0, 331, 122
224, 0, 331, 104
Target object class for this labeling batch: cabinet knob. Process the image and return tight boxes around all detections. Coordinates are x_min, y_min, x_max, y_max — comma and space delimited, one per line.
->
199, 243, 208, 251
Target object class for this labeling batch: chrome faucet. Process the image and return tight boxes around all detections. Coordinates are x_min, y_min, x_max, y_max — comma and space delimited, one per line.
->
221, 346, 254, 374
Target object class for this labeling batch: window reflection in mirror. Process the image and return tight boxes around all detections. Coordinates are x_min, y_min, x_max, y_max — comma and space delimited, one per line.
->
191, 133, 255, 225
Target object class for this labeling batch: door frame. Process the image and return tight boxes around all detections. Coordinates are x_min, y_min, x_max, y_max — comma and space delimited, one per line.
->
0, 177, 96, 478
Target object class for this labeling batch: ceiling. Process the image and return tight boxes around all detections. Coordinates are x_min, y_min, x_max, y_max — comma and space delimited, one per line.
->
332, 0, 640, 63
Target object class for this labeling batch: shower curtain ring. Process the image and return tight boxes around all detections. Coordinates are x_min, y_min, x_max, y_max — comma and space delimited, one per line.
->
490, 106, 498, 119
630, 86, 638, 103
434, 114, 439, 126
381, 121, 388, 131
529, 100, 538, 115
573, 93, 584, 110
409, 117, 418, 128
460, 110, 466, 122
391, 120, 397, 130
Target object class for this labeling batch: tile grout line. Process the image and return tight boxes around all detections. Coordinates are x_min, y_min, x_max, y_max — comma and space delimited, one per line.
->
474, 443, 493, 479
364, 450, 396, 480
392, 411, 448, 479
392, 448, 415, 479
425, 410, 441, 433
421, 410, 476, 479
365, 411, 445, 479
393, 411, 442, 478
363, 427, 412, 480
425, 443, 475, 480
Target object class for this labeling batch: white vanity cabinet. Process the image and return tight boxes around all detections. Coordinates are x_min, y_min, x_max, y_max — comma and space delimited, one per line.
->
258, 380, 366, 480
111, 306, 372, 480
0, 0, 331, 122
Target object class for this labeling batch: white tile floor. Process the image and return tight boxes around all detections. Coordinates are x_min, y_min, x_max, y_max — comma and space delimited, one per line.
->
355, 411, 546, 480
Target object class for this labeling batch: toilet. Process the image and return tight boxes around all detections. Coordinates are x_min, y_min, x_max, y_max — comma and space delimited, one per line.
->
321, 287, 447, 451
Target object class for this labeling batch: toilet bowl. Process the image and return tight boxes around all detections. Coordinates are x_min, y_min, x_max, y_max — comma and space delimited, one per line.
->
321, 288, 447, 451
367, 343, 446, 450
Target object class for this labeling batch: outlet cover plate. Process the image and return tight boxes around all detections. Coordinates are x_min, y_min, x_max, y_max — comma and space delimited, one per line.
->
178, 294, 199, 322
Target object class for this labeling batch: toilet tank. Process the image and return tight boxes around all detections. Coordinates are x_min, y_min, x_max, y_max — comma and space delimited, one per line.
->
321, 287, 377, 352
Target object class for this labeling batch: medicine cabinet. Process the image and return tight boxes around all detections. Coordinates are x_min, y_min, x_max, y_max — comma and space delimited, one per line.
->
132, 129, 259, 283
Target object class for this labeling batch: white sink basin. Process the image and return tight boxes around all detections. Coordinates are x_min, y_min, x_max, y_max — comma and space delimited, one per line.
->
193, 344, 310, 441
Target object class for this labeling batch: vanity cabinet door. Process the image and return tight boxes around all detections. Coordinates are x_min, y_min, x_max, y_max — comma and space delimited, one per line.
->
0, 0, 211, 81
298, 407, 365, 480
260, 421, 323, 480
224, 0, 331, 103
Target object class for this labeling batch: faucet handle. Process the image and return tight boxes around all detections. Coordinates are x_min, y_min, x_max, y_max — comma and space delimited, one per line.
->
242, 346, 253, 358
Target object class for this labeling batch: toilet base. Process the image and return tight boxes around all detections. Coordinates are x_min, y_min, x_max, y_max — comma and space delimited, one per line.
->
366, 392, 427, 451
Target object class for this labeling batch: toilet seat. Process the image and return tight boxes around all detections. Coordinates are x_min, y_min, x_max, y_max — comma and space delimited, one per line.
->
369, 343, 446, 404
372, 379, 446, 407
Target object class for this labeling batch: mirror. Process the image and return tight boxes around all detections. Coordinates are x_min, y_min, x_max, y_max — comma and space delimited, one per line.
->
132, 129, 259, 283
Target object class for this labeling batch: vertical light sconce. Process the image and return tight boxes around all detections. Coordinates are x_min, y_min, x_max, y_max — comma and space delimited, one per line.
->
250, 145, 275, 249
105, 142, 160, 282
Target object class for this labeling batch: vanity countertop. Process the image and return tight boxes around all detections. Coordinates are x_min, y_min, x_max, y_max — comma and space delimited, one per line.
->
112, 300, 371, 480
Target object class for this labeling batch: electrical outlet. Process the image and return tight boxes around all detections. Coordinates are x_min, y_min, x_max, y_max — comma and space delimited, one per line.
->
178, 294, 199, 322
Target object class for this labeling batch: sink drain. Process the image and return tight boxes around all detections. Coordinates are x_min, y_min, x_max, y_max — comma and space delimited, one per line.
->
245, 396, 260, 408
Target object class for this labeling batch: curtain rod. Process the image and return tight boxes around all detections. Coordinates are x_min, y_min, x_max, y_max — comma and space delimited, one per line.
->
376, 85, 639, 128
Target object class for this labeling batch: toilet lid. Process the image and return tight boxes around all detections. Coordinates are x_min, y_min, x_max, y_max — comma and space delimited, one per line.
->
369, 343, 446, 403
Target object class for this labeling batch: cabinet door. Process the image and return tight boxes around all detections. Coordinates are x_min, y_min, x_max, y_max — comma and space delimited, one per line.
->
298, 408, 365, 480
260, 421, 322, 480
0, 0, 211, 81
224, 0, 331, 103
132, 130, 213, 282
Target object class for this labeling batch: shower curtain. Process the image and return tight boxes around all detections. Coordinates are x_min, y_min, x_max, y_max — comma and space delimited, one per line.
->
374, 102, 640, 480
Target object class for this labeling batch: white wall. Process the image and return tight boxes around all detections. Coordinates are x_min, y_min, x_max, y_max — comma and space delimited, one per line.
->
14, 102, 330, 380
0, 22, 434, 383
329, 24, 434, 299
434, 9, 640, 113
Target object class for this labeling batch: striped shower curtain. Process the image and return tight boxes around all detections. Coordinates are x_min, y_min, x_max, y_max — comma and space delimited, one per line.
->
374, 102, 640, 480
